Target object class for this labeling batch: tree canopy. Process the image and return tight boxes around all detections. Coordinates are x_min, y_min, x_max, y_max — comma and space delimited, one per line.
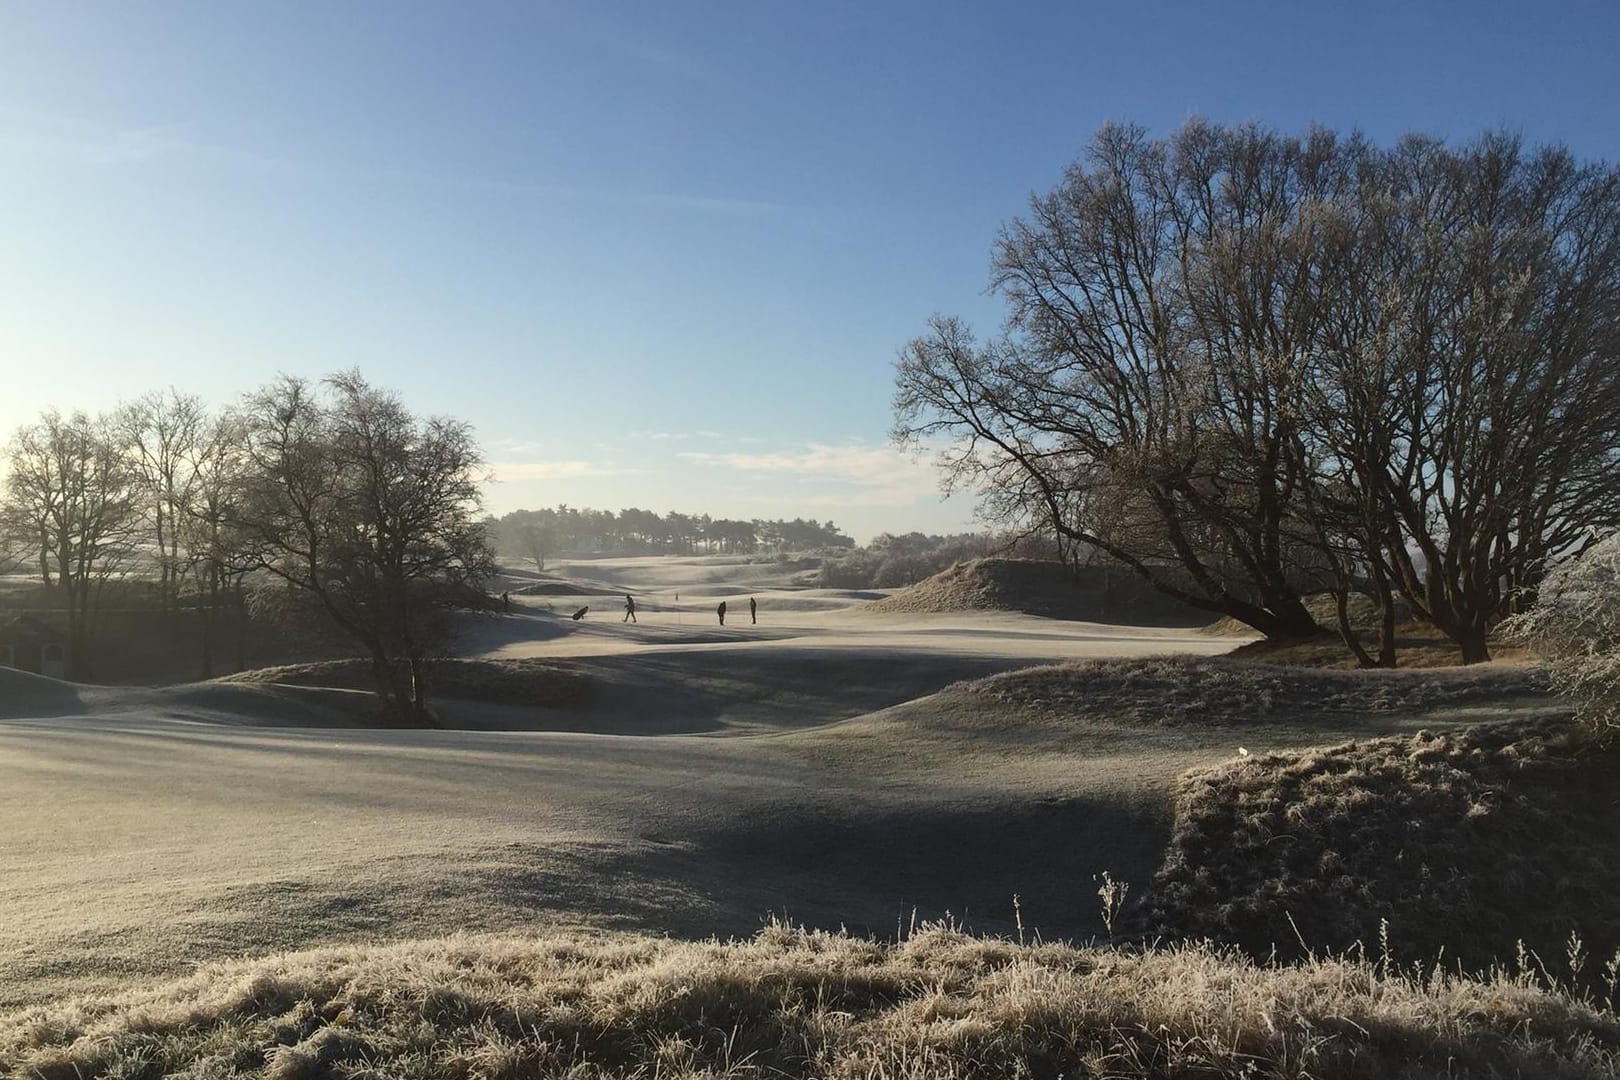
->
233, 372, 495, 724
896, 119, 1620, 662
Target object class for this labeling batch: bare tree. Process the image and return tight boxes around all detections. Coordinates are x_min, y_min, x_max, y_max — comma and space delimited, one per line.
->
1309, 133, 1620, 662
896, 122, 1357, 638
0, 441, 56, 589
899, 120, 1620, 660
120, 389, 208, 614
516, 521, 550, 573
179, 411, 255, 676
233, 372, 494, 724
1, 410, 140, 679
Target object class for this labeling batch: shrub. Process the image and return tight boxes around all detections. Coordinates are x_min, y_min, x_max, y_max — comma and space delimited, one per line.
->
1502, 535, 1620, 730
1136, 718, 1620, 977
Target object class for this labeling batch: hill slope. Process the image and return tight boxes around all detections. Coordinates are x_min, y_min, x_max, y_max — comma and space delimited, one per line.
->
954, 655, 1549, 727
865, 558, 1202, 624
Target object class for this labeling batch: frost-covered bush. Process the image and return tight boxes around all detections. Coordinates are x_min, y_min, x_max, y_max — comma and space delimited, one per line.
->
1502, 535, 1620, 729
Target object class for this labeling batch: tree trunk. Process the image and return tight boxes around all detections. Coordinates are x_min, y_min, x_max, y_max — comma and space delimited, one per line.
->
405, 646, 432, 726
1455, 624, 1493, 665
368, 651, 407, 723
233, 579, 248, 673
155, 503, 169, 615
199, 567, 217, 679
1370, 558, 1398, 668
370, 649, 434, 727
66, 589, 89, 681
400, 604, 433, 726
1418, 570, 1494, 665
1249, 594, 1320, 640
1330, 582, 1379, 669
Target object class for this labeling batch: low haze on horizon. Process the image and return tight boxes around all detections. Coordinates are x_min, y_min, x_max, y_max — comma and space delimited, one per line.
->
3, 1, 1618, 543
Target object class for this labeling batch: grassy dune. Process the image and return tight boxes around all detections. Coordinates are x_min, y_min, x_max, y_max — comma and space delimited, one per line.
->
864, 557, 1201, 624
1139, 718, 1620, 977
3, 923, 1616, 1079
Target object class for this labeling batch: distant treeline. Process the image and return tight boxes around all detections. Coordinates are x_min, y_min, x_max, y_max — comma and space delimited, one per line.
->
486, 506, 854, 567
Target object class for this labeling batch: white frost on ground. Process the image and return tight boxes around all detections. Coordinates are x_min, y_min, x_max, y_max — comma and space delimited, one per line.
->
0, 556, 1527, 1008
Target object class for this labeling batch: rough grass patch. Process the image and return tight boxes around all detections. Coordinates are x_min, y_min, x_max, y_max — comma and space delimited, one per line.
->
1137, 716, 1620, 978
2, 923, 1616, 1078
955, 655, 1550, 726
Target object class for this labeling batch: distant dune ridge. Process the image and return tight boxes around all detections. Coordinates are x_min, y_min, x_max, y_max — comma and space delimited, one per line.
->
509, 579, 603, 596
864, 558, 1204, 625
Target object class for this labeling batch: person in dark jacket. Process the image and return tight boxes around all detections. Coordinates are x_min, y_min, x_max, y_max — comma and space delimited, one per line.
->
623, 594, 637, 623
717, 600, 727, 625
749, 596, 757, 624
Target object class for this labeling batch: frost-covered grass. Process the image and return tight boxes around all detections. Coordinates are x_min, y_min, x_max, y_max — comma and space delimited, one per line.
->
957, 655, 1550, 726
1502, 534, 1620, 730
4, 921, 1617, 1079
1139, 717, 1620, 979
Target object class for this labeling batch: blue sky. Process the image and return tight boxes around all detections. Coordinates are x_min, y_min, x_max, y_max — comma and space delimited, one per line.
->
2, 1, 1617, 542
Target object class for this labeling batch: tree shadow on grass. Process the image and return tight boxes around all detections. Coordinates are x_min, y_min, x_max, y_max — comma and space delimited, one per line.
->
0, 669, 87, 720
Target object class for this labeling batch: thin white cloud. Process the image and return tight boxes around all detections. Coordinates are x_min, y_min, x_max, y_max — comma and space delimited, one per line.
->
487, 438, 551, 457
592, 34, 717, 85
550, 12, 726, 87
0, 116, 311, 179
678, 442, 947, 505
0, 113, 786, 218
85, 126, 177, 164
445, 174, 784, 217
1, 124, 183, 166
488, 459, 641, 482
623, 429, 752, 443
